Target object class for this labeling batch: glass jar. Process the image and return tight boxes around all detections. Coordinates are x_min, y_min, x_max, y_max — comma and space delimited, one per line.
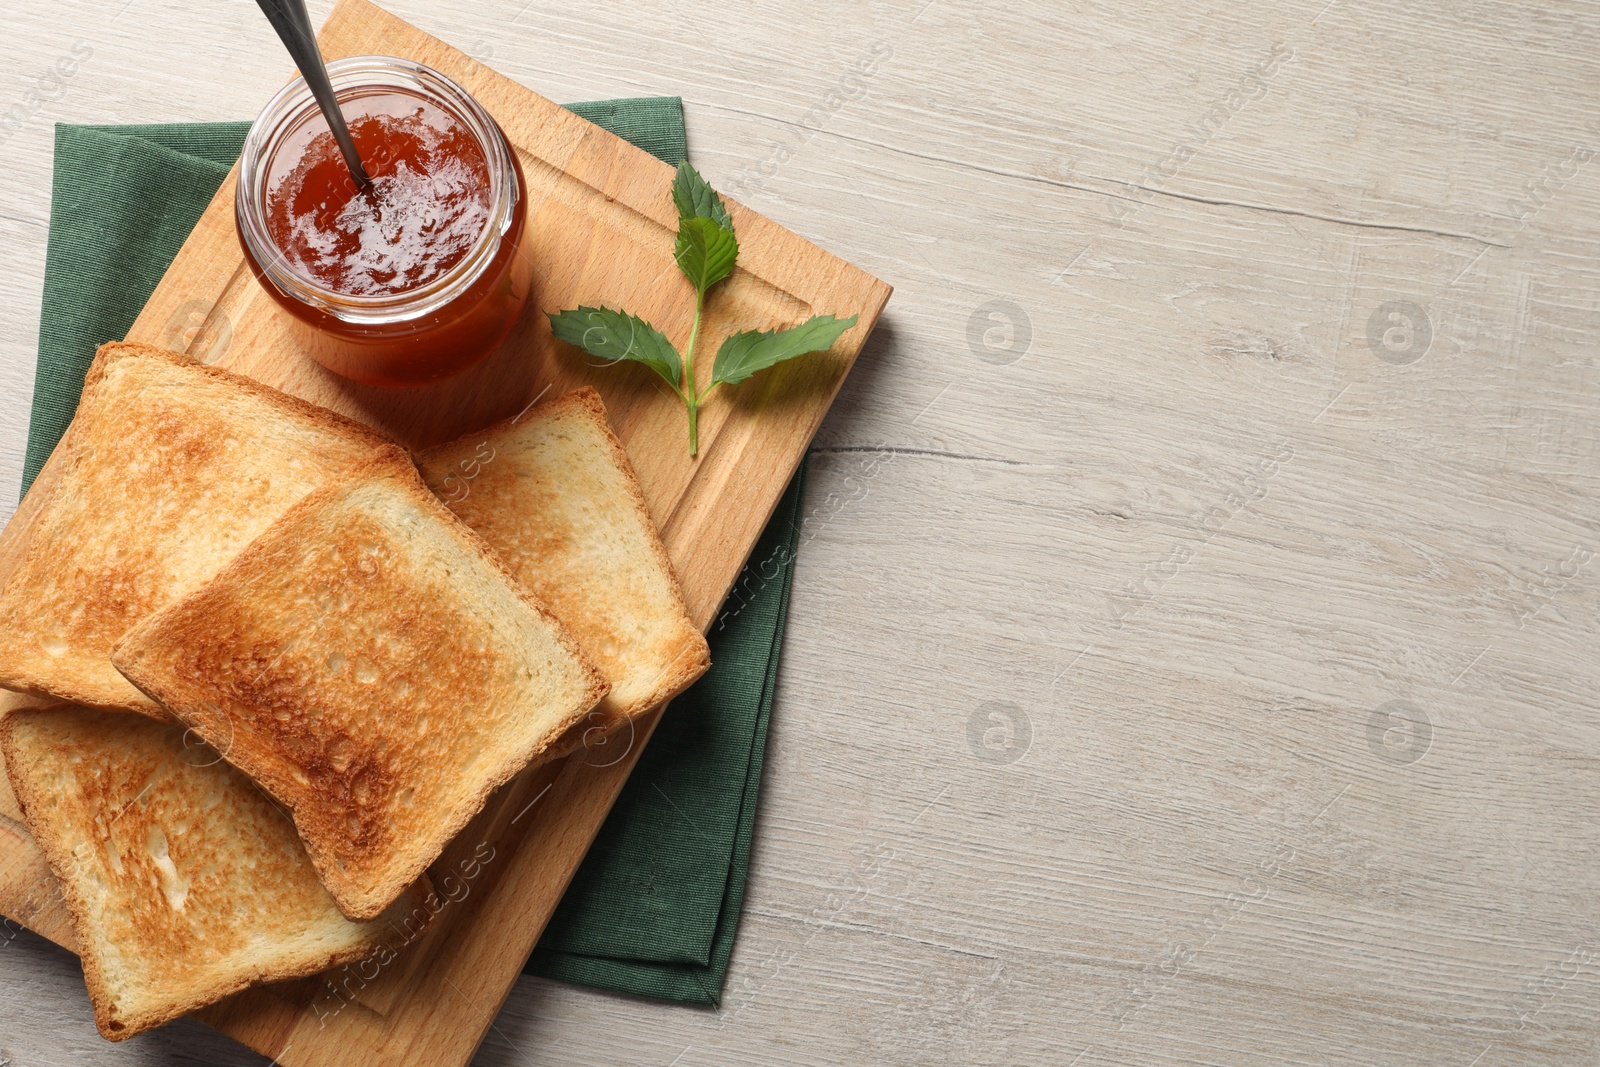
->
236, 56, 531, 386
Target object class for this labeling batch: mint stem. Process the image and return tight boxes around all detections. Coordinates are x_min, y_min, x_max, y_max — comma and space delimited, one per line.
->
683, 291, 705, 456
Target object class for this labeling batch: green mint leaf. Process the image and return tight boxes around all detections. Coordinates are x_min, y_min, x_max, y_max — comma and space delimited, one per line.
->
711, 314, 859, 387
671, 161, 733, 229
548, 306, 682, 389
674, 216, 739, 296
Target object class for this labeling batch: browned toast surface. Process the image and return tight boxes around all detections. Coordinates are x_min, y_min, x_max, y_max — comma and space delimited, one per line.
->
417, 388, 709, 758
0, 341, 395, 716
1, 704, 434, 1041
112, 448, 608, 920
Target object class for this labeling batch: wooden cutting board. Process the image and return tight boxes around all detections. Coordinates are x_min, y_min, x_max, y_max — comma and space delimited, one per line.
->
0, 0, 890, 1061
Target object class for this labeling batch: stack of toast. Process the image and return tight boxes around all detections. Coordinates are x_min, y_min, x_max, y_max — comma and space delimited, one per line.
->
0, 342, 709, 1039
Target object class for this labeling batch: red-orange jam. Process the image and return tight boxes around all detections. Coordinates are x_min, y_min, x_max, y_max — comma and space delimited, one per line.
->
265, 97, 491, 297
236, 58, 530, 387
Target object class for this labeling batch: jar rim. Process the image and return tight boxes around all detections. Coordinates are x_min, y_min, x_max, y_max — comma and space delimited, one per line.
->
235, 55, 519, 324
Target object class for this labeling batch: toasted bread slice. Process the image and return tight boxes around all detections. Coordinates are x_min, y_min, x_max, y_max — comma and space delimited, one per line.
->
1, 705, 437, 1041
0, 342, 394, 717
417, 389, 709, 759
112, 448, 608, 920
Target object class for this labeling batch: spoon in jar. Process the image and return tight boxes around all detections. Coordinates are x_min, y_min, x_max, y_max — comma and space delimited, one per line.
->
252, 0, 372, 190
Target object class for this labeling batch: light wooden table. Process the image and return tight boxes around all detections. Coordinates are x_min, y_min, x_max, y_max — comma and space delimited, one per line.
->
4, 0, 1600, 1064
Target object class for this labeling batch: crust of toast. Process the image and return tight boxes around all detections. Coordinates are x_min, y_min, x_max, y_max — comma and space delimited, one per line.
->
416, 388, 710, 760
111, 447, 609, 920
1, 704, 437, 1041
0, 341, 397, 717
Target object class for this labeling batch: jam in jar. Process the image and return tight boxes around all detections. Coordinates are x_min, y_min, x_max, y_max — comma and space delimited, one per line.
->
236, 56, 530, 386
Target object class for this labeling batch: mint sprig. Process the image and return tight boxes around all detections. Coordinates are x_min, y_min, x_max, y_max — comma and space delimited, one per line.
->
548, 162, 858, 456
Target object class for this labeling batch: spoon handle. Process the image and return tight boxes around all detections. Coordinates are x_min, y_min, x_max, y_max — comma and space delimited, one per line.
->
253, 0, 372, 189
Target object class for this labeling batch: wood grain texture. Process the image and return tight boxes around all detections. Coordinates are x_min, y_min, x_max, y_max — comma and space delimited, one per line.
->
3, 0, 1600, 1064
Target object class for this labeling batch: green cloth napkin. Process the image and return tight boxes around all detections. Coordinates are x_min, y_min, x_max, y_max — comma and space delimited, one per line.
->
23, 97, 800, 1008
